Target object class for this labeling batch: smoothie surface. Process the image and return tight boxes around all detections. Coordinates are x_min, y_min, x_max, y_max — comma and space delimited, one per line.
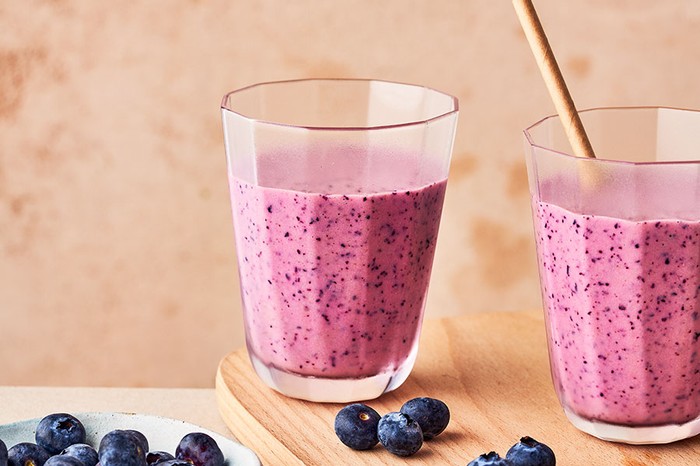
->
534, 200, 700, 426
230, 149, 447, 379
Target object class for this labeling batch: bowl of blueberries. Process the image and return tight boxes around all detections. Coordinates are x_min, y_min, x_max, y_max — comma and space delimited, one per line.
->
0, 412, 260, 466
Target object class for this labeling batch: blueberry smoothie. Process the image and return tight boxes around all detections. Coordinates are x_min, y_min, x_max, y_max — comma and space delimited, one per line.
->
534, 201, 700, 427
229, 149, 447, 381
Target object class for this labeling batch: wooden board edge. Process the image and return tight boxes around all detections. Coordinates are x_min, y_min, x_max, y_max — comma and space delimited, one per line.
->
215, 355, 305, 465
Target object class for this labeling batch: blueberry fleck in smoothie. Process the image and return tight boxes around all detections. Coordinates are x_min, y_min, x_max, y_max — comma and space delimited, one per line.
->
230, 148, 447, 383
534, 201, 700, 427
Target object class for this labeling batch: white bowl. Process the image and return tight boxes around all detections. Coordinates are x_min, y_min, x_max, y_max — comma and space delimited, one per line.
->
0, 412, 260, 466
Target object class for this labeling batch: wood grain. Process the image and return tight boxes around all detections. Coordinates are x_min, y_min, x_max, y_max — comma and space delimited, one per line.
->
216, 311, 700, 465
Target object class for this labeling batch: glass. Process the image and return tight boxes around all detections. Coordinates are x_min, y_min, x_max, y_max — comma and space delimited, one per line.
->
525, 107, 700, 444
221, 79, 458, 402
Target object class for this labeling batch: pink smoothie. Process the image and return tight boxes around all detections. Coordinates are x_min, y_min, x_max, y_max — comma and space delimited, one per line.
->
229, 149, 446, 379
534, 201, 700, 426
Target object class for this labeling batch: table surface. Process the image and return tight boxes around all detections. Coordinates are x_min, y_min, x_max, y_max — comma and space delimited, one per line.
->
215, 310, 700, 465
0, 387, 231, 435
2, 312, 700, 466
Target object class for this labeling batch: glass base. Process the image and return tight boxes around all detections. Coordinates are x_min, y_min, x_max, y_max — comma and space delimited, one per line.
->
248, 345, 418, 403
564, 408, 700, 444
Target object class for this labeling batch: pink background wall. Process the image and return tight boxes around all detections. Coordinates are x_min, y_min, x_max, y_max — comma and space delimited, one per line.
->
2, 0, 699, 387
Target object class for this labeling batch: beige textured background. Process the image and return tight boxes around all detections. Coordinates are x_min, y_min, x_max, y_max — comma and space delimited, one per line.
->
1, 0, 699, 387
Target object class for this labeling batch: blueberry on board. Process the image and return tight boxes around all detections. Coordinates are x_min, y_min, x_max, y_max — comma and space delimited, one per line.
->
124, 430, 149, 456
154, 461, 192, 466
467, 451, 512, 466
98, 430, 147, 466
175, 433, 224, 466
334, 403, 381, 450
400, 397, 450, 439
7, 442, 51, 466
377, 412, 423, 457
505, 436, 556, 466
145, 451, 175, 465
45, 456, 84, 466
61, 443, 99, 466
1, 438, 7, 466
35, 413, 87, 455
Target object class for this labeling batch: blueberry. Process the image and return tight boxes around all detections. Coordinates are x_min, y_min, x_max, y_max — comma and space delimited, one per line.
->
175, 433, 224, 466
45, 456, 84, 466
505, 436, 556, 466
61, 443, 99, 466
377, 412, 423, 457
35, 413, 87, 455
400, 397, 450, 439
154, 461, 192, 466
98, 430, 147, 466
123, 430, 149, 456
467, 451, 512, 466
146, 451, 175, 465
0, 439, 7, 466
7, 442, 51, 466
334, 403, 381, 450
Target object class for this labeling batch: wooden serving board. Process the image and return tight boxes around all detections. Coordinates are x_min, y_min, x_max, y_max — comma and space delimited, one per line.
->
216, 311, 700, 465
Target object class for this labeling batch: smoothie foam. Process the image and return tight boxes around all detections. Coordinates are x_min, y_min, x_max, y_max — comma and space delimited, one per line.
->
230, 149, 446, 379
534, 200, 700, 426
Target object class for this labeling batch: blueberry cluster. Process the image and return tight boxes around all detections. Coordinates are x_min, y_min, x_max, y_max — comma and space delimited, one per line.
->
0, 413, 225, 466
334, 397, 450, 457
467, 437, 556, 466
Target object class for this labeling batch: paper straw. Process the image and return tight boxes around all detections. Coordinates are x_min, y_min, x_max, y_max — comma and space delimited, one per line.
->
513, 0, 596, 159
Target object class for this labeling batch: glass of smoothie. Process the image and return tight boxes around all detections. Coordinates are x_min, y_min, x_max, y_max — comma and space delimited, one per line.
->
525, 107, 700, 444
221, 79, 458, 402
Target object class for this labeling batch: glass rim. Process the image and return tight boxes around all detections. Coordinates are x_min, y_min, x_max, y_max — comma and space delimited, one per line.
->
524, 105, 700, 166
221, 78, 459, 131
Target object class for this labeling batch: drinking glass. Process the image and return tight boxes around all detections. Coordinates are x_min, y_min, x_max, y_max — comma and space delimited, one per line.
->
525, 107, 700, 443
221, 79, 458, 402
